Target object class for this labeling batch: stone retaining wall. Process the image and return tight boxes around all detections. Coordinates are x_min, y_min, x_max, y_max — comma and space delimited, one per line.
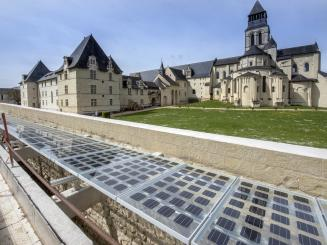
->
1, 103, 326, 198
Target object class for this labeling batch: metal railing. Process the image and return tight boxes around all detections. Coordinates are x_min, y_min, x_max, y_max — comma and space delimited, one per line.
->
0, 113, 119, 245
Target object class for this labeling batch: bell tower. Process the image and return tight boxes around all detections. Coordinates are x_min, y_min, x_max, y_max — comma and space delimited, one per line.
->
245, 1, 270, 51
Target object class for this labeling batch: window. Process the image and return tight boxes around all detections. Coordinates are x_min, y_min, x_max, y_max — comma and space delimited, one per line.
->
109, 72, 112, 81
64, 85, 68, 94
192, 89, 196, 94
56, 90, 58, 96
233, 81, 236, 93
223, 71, 226, 78
216, 72, 220, 79
90, 85, 96, 94
257, 86, 259, 92
250, 61, 253, 66
140, 89, 143, 95
258, 32, 262, 45
251, 33, 255, 46
292, 64, 298, 73
128, 88, 132, 95
109, 99, 113, 106
51, 91, 53, 104
304, 63, 309, 72
91, 99, 97, 107
65, 99, 69, 107
283, 85, 286, 93
61, 100, 63, 107
64, 71, 68, 80
109, 86, 112, 95
262, 76, 267, 93
227, 88, 231, 94
90, 70, 96, 80
216, 90, 219, 95
272, 86, 275, 93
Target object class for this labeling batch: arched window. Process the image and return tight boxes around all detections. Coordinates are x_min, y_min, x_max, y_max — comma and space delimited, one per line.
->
251, 34, 255, 46
292, 64, 298, 73
258, 32, 262, 45
304, 63, 309, 72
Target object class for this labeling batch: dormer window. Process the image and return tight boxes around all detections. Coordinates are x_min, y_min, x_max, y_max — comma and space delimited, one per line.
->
88, 56, 97, 68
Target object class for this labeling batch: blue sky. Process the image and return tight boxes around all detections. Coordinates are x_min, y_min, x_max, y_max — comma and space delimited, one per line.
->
1, 0, 327, 87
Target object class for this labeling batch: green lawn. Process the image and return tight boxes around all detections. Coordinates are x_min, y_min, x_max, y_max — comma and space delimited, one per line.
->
180, 100, 325, 110
116, 108, 327, 148
181, 100, 235, 108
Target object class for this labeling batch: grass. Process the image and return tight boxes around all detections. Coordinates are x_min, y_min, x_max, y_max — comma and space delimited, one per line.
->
181, 100, 235, 108
180, 100, 326, 110
116, 108, 327, 148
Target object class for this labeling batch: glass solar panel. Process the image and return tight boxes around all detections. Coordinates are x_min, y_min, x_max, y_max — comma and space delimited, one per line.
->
118, 166, 236, 244
192, 178, 327, 245
1, 116, 327, 245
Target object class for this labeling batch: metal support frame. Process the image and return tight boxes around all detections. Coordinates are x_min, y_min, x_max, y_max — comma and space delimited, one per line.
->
50, 175, 78, 186
0, 113, 119, 245
1, 113, 13, 167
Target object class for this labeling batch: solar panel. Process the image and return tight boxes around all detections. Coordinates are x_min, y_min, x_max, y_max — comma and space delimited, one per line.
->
192, 177, 327, 245
119, 165, 235, 244
2, 116, 327, 245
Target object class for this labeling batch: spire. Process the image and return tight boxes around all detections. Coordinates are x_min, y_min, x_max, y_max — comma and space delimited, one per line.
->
159, 59, 165, 75
249, 0, 265, 15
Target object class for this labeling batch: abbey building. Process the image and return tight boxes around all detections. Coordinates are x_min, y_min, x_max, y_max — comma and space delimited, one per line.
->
19, 1, 327, 113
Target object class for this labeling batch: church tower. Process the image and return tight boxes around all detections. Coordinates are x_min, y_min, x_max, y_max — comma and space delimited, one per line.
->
245, 1, 270, 51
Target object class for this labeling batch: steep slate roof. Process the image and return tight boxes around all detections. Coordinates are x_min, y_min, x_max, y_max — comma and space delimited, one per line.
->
108, 55, 123, 74
24, 61, 50, 82
277, 43, 319, 60
291, 74, 317, 82
214, 56, 240, 66
132, 60, 214, 81
38, 71, 57, 82
169, 67, 187, 80
249, 0, 266, 15
57, 35, 122, 74
243, 46, 267, 57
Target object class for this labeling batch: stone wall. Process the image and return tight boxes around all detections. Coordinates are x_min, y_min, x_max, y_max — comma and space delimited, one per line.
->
1, 103, 327, 198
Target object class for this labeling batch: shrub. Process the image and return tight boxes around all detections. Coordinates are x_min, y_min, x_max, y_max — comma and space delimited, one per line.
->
102, 111, 111, 118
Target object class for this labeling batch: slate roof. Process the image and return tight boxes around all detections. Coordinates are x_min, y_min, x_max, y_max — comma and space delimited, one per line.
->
319, 71, 327, 77
24, 61, 50, 83
144, 81, 159, 90
132, 60, 214, 81
249, 0, 266, 15
38, 71, 57, 82
277, 43, 319, 60
169, 67, 187, 80
291, 74, 317, 82
236, 72, 261, 78
263, 37, 277, 50
57, 35, 122, 74
243, 46, 267, 57
214, 56, 240, 66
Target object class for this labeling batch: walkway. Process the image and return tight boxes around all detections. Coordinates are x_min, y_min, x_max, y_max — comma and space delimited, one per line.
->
0, 171, 41, 245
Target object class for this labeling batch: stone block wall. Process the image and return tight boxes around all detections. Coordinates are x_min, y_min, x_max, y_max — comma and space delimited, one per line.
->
1, 103, 326, 198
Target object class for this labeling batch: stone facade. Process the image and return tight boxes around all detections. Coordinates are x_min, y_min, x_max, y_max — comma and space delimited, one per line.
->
19, 1, 327, 109
0, 88, 20, 105
211, 1, 327, 107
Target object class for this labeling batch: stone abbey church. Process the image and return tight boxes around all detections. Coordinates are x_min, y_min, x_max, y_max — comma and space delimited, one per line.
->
20, 1, 327, 114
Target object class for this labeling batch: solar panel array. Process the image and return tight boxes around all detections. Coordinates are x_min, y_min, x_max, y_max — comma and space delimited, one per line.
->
119, 165, 235, 243
1, 116, 326, 245
193, 178, 327, 245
